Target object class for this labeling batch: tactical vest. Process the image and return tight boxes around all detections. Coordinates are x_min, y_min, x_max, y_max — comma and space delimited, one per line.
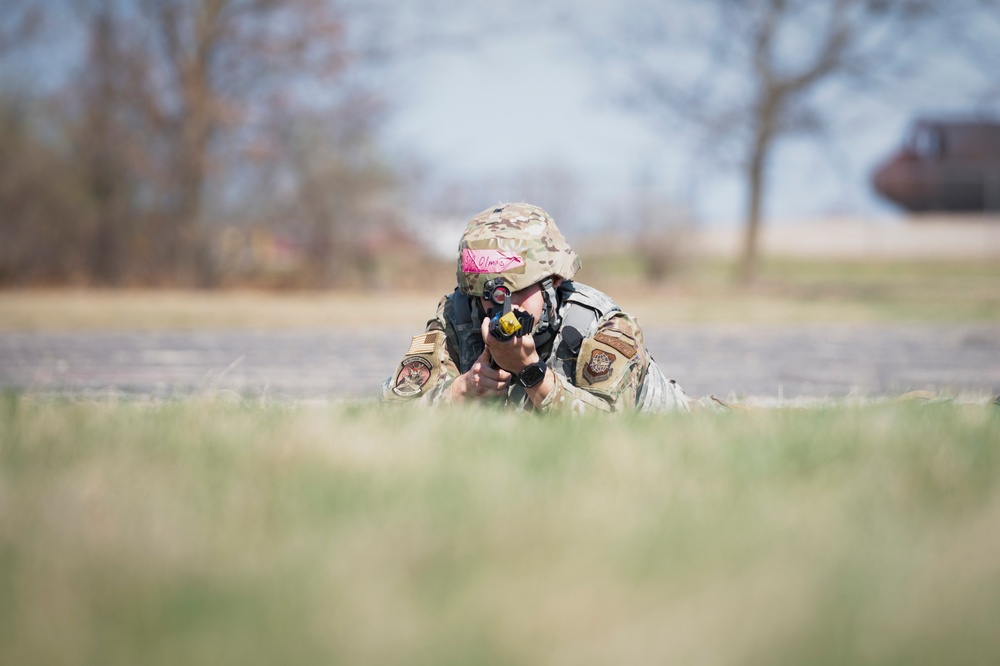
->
443, 281, 676, 411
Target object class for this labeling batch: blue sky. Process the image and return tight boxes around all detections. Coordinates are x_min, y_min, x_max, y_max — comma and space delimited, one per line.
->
377, 1, 999, 231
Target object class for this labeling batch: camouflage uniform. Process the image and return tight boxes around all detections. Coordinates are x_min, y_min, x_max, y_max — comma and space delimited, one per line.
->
382, 203, 691, 413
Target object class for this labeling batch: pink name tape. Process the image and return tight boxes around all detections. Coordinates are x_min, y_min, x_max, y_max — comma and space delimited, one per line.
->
461, 249, 525, 274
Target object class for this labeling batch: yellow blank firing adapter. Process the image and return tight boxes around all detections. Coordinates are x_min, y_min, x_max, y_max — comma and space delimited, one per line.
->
497, 311, 522, 336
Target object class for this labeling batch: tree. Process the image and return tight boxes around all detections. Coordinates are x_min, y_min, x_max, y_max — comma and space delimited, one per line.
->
604, 0, 941, 282
0, 95, 91, 285
73, 2, 137, 285
0, 2, 86, 285
59, 0, 361, 285
272, 104, 395, 288
0, 0, 391, 287
139, 0, 352, 284
0, 0, 42, 59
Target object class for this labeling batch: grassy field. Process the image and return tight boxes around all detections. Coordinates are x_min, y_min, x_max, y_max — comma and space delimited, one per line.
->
1, 257, 998, 329
591, 257, 1000, 325
2, 397, 999, 665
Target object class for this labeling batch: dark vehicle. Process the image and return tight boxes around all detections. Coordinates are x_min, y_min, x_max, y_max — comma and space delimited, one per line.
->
872, 119, 1000, 212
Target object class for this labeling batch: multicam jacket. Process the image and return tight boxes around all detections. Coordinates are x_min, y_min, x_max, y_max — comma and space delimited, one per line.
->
382, 281, 690, 413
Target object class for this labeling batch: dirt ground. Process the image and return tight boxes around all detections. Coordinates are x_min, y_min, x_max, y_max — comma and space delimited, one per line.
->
2, 323, 997, 404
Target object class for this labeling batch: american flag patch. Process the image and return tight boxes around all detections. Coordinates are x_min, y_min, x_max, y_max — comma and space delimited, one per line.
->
406, 333, 437, 355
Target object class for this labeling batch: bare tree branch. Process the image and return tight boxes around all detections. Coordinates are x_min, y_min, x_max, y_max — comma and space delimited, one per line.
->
593, 0, 965, 283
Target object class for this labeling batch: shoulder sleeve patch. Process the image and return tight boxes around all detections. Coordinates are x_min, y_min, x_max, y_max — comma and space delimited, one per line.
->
572, 312, 649, 405
576, 337, 632, 394
392, 356, 434, 397
593, 330, 637, 359
391, 331, 446, 398
406, 332, 438, 356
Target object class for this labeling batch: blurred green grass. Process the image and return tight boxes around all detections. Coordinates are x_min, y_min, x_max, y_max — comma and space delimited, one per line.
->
2, 396, 999, 665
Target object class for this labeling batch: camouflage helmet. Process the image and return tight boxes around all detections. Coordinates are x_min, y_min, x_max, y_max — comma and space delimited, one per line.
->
457, 203, 582, 296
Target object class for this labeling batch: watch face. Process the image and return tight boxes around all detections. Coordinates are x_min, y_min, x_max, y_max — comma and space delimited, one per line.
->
519, 362, 546, 388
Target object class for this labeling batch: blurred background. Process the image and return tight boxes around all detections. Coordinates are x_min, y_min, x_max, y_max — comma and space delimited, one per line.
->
1, 0, 998, 290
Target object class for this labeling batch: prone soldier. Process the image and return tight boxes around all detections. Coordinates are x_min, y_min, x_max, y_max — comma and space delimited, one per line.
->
382, 202, 695, 413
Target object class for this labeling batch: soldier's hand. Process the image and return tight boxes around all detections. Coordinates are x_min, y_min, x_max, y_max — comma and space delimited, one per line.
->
482, 315, 539, 375
451, 332, 511, 401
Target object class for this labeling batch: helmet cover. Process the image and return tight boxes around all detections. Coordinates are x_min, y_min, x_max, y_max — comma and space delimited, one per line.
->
457, 203, 581, 296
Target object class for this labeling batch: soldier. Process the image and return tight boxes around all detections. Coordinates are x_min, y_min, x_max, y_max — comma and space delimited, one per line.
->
382, 202, 694, 413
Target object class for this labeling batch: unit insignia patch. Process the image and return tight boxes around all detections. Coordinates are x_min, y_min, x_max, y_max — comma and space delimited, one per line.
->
582, 349, 616, 384
393, 356, 433, 396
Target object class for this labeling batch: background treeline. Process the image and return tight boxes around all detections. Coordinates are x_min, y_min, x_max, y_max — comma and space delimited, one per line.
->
0, 0, 398, 288
3, 1, 999, 289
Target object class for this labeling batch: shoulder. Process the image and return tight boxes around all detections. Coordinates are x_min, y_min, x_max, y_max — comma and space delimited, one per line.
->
555, 280, 622, 342
573, 309, 649, 401
435, 290, 458, 319
384, 329, 453, 401
559, 281, 621, 315
429, 289, 467, 330
588, 311, 647, 361
383, 292, 461, 402
563, 282, 647, 340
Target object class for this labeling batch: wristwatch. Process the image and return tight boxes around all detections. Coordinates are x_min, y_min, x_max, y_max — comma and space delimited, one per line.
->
517, 360, 547, 388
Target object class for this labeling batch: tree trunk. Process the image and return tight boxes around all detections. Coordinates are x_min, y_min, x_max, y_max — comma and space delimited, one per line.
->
175, 153, 209, 286
85, 8, 127, 286
174, 64, 212, 286
737, 119, 774, 285
90, 167, 125, 286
